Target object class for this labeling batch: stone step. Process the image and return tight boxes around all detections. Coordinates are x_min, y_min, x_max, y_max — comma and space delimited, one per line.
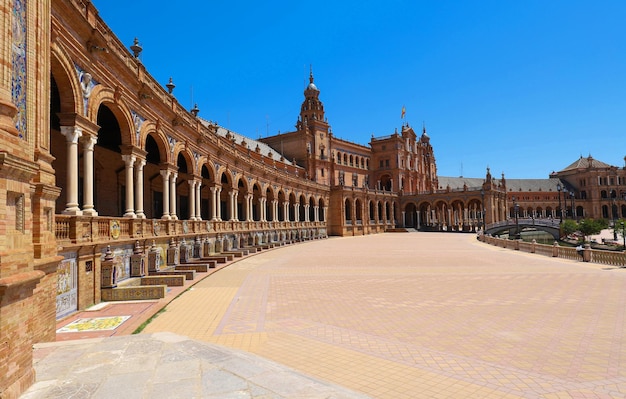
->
141, 275, 185, 287
101, 285, 166, 301
150, 269, 196, 280
180, 259, 217, 268
200, 254, 232, 263
176, 264, 209, 273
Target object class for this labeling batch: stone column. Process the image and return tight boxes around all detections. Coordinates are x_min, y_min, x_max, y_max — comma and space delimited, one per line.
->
81, 134, 97, 216
210, 186, 218, 221
246, 194, 253, 221
304, 204, 310, 222
260, 197, 266, 221
170, 172, 178, 220
122, 154, 136, 218
229, 189, 237, 221
294, 203, 300, 222
215, 186, 222, 221
271, 199, 278, 222
188, 180, 196, 221
314, 205, 319, 222
195, 180, 202, 220
160, 169, 171, 220
134, 158, 146, 219
61, 126, 82, 215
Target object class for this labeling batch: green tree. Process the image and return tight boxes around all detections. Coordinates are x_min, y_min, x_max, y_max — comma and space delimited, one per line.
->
614, 219, 626, 249
561, 219, 579, 239
578, 218, 604, 242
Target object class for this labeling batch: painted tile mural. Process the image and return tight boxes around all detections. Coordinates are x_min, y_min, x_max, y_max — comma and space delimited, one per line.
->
12, 0, 27, 139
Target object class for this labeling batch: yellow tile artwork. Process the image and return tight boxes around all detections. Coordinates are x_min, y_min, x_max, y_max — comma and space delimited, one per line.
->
57, 316, 131, 333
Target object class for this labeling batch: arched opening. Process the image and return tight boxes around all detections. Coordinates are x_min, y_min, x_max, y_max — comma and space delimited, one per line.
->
355, 199, 362, 224
278, 191, 286, 221
200, 164, 212, 220
345, 198, 352, 223
308, 196, 315, 222
266, 187, 275, 221
220, 172, 231, 220
405, 203, 417, 228
176, 152, 191, 220
252, 183, 261, 221
318, 198, 325, 222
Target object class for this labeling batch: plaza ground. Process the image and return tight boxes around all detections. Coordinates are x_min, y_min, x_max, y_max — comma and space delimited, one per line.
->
26, 232, 626, 398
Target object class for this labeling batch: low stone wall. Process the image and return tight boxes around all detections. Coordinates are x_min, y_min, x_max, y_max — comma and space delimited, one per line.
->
479, 235, 626, 267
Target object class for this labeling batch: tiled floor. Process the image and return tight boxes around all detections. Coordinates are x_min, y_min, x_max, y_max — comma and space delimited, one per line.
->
138, 233, 626, 399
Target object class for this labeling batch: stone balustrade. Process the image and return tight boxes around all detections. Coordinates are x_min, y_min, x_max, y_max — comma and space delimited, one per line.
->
479, 235, 626, 267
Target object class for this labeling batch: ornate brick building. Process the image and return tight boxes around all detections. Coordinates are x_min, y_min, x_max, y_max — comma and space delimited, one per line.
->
1, 1, 624, 398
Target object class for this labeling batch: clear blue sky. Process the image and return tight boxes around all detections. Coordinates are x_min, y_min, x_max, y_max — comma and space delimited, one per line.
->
94, 0, 626, 179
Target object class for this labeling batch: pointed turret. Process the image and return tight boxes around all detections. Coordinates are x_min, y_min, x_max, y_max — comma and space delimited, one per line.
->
299, 67, 326, 127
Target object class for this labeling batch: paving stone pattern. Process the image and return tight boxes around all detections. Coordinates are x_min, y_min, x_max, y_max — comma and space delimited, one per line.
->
26, 233, 626, 398
144, 233, 626, 398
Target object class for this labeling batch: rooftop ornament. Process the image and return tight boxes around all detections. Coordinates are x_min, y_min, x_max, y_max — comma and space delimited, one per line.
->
130, 37, 142, 58
191, 103, 199, 118
166, 77, 175, 94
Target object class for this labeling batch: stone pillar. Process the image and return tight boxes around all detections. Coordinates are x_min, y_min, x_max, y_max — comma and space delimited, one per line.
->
210, 186, 219, 221
246, 194, 253, 221
60, 126, 82, 215
130, 241, 146, 277
179, 239, 190, 263
194, 236, 203, 258
272, 200, 278, 222
294, 203, 300, 222
81, 135, 98, 216
160, 169, 171, 220
304, 204, 310, 222
188, 180, 196, 221
195, 180, 202, 220
215, 186, 222, 221
314, 205, 319, 222
135, 159, 146, 219
170, 172, 178, 220
229, 189, 237, 221
148, 241, 162, 272
101, 246, 117, 288
166, 238, 179, 266
122, 154, 136, 218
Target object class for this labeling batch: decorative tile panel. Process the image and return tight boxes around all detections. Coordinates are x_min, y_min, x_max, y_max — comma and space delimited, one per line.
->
12, 0, 27, 139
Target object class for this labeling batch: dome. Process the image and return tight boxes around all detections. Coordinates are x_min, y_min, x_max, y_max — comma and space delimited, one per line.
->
307, 82, 318, 91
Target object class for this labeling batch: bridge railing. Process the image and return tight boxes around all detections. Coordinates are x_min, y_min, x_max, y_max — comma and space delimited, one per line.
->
486, 218, 560, 230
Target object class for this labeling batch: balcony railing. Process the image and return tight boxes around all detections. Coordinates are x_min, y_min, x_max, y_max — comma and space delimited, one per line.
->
55, 215, 325, 247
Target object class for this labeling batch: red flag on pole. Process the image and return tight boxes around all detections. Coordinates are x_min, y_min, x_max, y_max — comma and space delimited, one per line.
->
401, 105, 406, 119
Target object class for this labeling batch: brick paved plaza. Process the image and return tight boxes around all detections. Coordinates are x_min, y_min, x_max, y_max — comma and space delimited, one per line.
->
141, 233, 626, 398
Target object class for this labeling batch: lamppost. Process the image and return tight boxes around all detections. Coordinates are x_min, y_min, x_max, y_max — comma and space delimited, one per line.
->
570, 190, 576, 220
480, 188, 485, 231
556, 183, 562, 224
513, 196, 520, 239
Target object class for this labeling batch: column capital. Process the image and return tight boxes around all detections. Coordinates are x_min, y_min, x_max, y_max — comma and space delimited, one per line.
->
60, 126, 82, 143
121, 154, 136, 166
81, 134, 97, 150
